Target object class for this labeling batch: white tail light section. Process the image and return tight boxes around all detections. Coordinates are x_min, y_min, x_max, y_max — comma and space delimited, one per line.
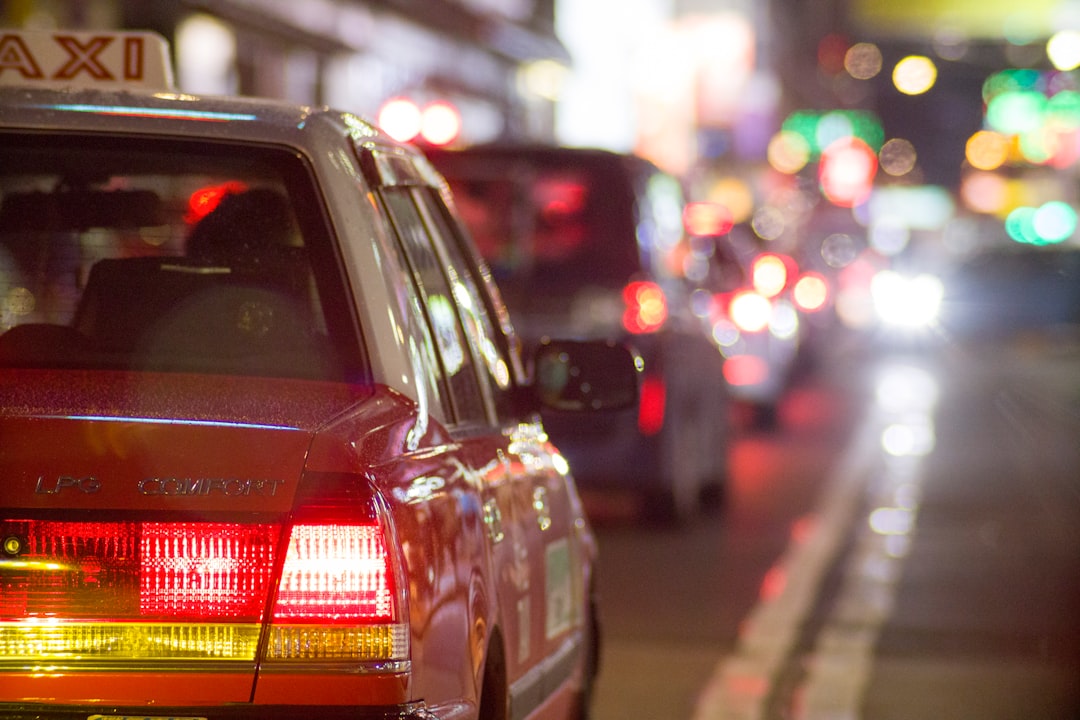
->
265, 522, 408, 662
275, 524, 394, 621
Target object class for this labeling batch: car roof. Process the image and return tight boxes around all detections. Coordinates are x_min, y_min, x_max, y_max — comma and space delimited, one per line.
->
0, 84, 392, 147
425, 141, 660, 173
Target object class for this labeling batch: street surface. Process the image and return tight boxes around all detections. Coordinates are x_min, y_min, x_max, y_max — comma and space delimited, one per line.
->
583, 328, 1080, 720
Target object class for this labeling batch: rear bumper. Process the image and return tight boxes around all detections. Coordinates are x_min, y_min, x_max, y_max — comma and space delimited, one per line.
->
0, 703, 440, 720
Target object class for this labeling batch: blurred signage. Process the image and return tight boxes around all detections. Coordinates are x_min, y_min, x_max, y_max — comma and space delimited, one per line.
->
849, 0, 1061, 40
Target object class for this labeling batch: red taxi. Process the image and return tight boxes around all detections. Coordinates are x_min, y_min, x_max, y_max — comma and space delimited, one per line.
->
0, 30, 640, 720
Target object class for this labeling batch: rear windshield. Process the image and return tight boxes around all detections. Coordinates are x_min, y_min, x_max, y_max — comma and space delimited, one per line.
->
436, 153, 646, 291
0, 133, 351, 381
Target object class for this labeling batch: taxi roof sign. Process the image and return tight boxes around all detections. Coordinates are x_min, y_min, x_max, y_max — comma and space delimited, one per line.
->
0, 30, 175, 91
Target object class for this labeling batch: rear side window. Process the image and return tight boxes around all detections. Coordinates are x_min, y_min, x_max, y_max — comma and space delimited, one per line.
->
0, 134, 354, 381
436, 153, 641, 291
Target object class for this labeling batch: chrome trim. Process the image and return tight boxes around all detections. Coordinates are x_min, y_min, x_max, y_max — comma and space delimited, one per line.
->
508, 630, 583, 720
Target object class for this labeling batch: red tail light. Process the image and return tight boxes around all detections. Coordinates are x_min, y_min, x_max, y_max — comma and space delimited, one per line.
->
264, 475, 408, 662
0, 519, 278, 664
623, 280, 668, 334
274, 523, 395, 623
186, 180, 248, 223
0, 479, 407, 666
638, 375, 666, 435
723, 354, 769, 387
141, 522, 280, 619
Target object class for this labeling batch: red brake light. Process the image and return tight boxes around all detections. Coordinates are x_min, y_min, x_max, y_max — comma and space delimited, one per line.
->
623, 280, 668, 334
274, 523, 395, 623
638, 375, 666, 436
186, 180, 248, 224
141, 522, 279, 619
1, 488, 408, 665
723, 354, 769, 387
0, 519, 278, 665
264, 474, 408, 662
420, 100, 462, 146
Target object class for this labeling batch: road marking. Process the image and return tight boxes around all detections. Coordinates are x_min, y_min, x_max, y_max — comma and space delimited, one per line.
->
693, 360, 938, 720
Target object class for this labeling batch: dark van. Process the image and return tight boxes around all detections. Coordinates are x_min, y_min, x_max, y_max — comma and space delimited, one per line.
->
426, 144, 730, 520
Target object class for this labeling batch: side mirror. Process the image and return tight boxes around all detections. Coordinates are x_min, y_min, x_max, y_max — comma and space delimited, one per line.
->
533, 339, 641, 412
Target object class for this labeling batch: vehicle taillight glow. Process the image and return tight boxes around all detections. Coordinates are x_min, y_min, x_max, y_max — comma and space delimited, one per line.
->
186, 180, 248, 224
420, 100, 462, 146
274, 524, 394, 622
377, 97, 423, 142
638, 375, 666, 435
752, 253, 793, 298
623, 280, 668, 334
794, 272, 830, 312
723, 354, 769, 387
265, 521, 408, 662
683, 201, 734, 236
729, 290, 772, 333
141, 522, 277, 619
0, 519, 278, 664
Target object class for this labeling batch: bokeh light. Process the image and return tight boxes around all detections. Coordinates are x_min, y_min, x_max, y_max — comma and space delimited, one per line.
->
781, 109, 884, 158
752, 253, 791, 298
377, 98, 423, 142
879, 138, 917, 176
793, 272, 829, 312
420, 101, 462, 146
817, 32, 850, 76
820, 233, 859, 268
960, 171, 1009, 214
767, 130, 811, 173
683, 201, 734, 236
844, 42, 883, 80
1047, 90, 1080, 129
965, 130, 1010, 170
818, 136, 878, 207
1047, 29, 1080, 71
751, 206, 786, 241
986, 89, 1047, 135
707, 177, 756, 224
1033, 201, 1078, 243
892, 56, 937, 95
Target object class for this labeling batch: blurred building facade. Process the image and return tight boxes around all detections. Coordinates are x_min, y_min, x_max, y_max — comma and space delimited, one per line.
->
1, 0, 570, 144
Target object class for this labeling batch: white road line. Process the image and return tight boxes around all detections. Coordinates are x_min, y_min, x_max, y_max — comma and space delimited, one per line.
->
692, 360, 937, 720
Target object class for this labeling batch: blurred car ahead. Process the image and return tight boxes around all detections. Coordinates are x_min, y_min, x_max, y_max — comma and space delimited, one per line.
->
0, 29, 642, 720
696, 224, 803, 429
425, 143, 730, 521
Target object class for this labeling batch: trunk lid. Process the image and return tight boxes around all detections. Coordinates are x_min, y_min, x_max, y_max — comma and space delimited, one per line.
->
0, 370, 376, 704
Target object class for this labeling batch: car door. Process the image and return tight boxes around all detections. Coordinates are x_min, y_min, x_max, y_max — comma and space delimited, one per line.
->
366, 149, 553, 715
412, 172, 595, 708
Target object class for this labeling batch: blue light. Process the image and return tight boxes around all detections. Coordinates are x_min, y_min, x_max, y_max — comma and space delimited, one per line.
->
42, 104, 258, 122
58, 415, 296, 430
